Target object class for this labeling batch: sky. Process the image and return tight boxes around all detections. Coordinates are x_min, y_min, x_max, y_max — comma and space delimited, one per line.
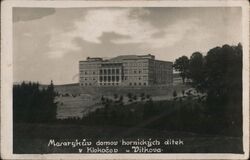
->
13, 7, 242, 85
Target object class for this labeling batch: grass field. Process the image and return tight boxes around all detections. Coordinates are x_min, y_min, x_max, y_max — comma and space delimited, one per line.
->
55, 94, 102, 119
54, 84, 191, 119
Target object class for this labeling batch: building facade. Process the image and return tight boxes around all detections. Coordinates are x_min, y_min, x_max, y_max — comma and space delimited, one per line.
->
79, 54, 173, 86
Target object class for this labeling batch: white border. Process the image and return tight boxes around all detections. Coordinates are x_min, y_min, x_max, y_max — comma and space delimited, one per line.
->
1, 0, 249, 159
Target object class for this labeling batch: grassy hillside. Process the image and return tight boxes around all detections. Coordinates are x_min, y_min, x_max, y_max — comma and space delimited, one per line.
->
54, 83, 189, 96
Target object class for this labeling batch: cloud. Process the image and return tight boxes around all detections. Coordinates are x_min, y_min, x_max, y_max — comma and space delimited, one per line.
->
48, 29, 81, 58
144, 18, 203, 48
47, 8, 205, 58
13, 8, 55, 22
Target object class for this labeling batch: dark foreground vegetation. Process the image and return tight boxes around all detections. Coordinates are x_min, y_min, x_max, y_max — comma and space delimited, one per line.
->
13, 81, 57, 123
13, 44, 243, 153
60, 97, 241, 137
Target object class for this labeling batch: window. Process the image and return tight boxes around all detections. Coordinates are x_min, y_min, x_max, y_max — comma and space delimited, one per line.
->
134, 83, 137, 86
85, 78, 87, 80
108, 69, 111, 74
104, 76, 107, 82
100, 70, 103, 75
124, 69, 128, 74
104, 69, 107, 74
85, 71, 87, 75
93, 72, 95, 75
85, 83, 88, 86
100, 77, 103, 82
112, 69, 115, 74
89, 83, 92, 86
116, 69, 120, 74
139, 83, 141, 85
108, 76, 111, 82
139, 77, 141, 80
116, 76, 119, 81
112, 76, 115, 82
129, 83, 132, 86
134, 70, 137, 74
144, 83, 147, 86
139, 70, 141, 74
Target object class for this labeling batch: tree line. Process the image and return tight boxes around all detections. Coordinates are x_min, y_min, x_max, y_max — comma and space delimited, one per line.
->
13, 81, 57, 123
174, 43, 242, 101
172, 43, 242, 134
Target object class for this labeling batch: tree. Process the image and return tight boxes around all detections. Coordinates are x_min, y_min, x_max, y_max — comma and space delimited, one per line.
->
133, 95, 137, 101
173, 56, 189, 83
13, 81, 57, 123
203, 44, 242, 132
140, 93, 145, 101
101, 96, 105, 104
204, 44, 242, 102
173, 90, 177, 99
182, 90, 185, 96
189, 52, 205, 91
119, 95, 124, 104
127, 92, 133, 101
113, 93, 118, 99
146, 94, 151, 100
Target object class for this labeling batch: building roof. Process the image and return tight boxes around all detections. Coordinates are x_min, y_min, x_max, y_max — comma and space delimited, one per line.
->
110, 54, 155, 61
110, 55, 140, 61
80, 54, 174, 63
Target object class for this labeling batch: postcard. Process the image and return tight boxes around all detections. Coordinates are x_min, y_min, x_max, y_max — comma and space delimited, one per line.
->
1, 0, 249, 159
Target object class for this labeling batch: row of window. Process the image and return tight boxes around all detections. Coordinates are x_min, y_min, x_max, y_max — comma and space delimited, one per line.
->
99, 76, 120, 82
148, 63, 172, 68
81, 75, 149, 79
124, 76, 148, 80
80, 83, 93, 86
99, 83, 119, 86
80, 69, 120, 75
100, 69, 120, 75
123, 62, 148, 67
129, 82, 147, 86
123, 69, 145, 74
80, 82, 147, 86
80, 77, 96, 81
80, 75, 149, 79
80, 69, 172, 75
80, 71, 96, 75
80, 82, 120, 86
155, 70, 172, 73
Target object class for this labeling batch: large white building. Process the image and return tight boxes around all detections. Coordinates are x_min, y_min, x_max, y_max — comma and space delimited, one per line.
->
79, 54, 173, 86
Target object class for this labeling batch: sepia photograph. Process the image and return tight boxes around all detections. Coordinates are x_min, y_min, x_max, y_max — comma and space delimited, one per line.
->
1, 0, 249, 159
